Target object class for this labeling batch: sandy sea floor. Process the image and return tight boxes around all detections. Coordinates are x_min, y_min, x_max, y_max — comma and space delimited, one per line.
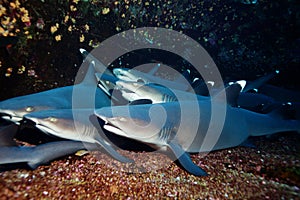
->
0, 1, 299, 199
0, 133, 299, 199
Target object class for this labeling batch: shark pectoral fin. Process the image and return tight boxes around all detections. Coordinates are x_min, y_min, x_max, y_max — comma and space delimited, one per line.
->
95, 139, 134, 163
89, 115, 133, 163
239, 138, 256, 148
0, 124, 18, 146
129, 99, 153, 105
168, 141, 207, 176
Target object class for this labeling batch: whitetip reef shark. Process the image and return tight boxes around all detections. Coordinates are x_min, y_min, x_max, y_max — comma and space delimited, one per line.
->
0, 62, 111, 123
0, 140, 97, 169
23, 109, 133, 163
113, 65, 191, 91
0, 61, 110, 124
94, 100, 300, 176
96, 73, 284, 113
0, 123, 99, 169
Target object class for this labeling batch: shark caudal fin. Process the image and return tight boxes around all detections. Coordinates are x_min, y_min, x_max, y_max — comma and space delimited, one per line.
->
0, 146, 33, 166
27, 141, 88, 169
246, 105, 300, 137
147, 63, 161, 75
242, 70, 279, 92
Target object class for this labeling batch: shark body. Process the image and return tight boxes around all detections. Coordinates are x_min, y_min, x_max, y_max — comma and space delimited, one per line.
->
23, 109, 132, 163
0, 140, 99, 169
95, 100, 300, 176
0, 62, 110, 124
97, 74, 283, 113
113, 66, 190, 91
0, 123, 98, 169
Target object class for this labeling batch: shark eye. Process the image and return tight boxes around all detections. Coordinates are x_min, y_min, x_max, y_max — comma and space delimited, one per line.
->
25, 106, 34, 112
137, 79, 144, 83
48, 117, 57, 122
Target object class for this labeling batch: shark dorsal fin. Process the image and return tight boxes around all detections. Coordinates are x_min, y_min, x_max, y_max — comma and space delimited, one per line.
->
213, 82, 242, 107
173, 72, 190, 89
181, 69, 192, 84
81, 61, 97, 85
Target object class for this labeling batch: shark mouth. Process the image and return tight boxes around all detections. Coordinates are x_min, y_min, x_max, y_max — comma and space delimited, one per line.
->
23, 117, 57, 136
103, 123, 128, 138
34, 123, 58, 136
0, 113, 12, 119
0, 112, 22, 124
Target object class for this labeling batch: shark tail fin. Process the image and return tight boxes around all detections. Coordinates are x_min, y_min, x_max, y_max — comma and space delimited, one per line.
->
148, 63, 161, 75
28, 141, 87, 169
247, 103, 300, 137
243, 69, 279, 92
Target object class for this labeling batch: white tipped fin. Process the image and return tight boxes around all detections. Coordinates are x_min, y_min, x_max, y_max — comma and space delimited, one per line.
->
81, 61, 97, 85
148, 63, 161, 75
213, 83, 242, 107
236, 80, 247, 92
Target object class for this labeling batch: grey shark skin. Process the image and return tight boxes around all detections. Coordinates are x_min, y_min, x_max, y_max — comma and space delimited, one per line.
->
242, 70, 280, 92
0, 141, 97, 169
258, 84, 300, 103
190, 70, 279, 96
113, 67, 190, 91
23, 109, 132, 163
95, 101, 300, 176
115, 80, 207, 103
0, 124, 96, 168
113, 78, 286, 113
111, 77, 242, 107
0, 61, 110, 123
0, 123, 19, 146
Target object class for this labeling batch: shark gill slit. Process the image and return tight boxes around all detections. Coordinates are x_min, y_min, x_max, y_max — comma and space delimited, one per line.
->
162, 94, 177, 102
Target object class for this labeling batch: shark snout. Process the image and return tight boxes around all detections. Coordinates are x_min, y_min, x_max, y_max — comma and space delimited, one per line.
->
0, 111, 12, 119
0, 108, 23, 123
